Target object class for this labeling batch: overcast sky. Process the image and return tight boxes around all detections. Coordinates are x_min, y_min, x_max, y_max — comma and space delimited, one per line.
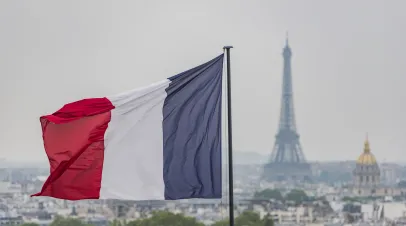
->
0, 0, 404, 163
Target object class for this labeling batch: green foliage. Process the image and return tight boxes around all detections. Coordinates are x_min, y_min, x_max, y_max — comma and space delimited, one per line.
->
109, 219, 125, 226
285, 189, 308, 204
253, 189, 283, 200
212, 211, 274, 226
342, 196, 360, 202
20, 223, 41, 226
126, 211, 204, 226
342, 195, 380, 203
43, 210, 274, 226
254, 188, 309, 205
211, 220, 228, 226
235, 211, 264, 226
263, 214, 274, 226
49, 216, 91, 226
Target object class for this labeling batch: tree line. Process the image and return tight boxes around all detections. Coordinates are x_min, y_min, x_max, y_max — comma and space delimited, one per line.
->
19, 210, 274, 226
19, 189, 312, 226
253, 188, 310, 204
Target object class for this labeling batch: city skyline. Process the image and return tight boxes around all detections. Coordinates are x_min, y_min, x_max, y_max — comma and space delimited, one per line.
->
0, 0, 404, 163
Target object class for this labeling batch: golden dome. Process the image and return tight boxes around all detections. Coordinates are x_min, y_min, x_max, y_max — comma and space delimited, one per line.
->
356, 136, 377, 165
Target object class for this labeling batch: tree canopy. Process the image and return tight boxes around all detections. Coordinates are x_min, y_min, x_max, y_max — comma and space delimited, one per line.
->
253, 189, 283, 200
49, 216, 92, 226
20, 210, 274, 226
285, 189, 309, 203
212, 211, 274, 226
254, 188, 309, 205
126, 211, 204, 226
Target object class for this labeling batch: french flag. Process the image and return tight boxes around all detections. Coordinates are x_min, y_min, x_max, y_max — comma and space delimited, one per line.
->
32, 54, 224, 201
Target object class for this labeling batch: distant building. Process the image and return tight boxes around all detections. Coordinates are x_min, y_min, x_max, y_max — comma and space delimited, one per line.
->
352, 136, 404, 197
353, 136, 381, 192
380, 163, 399, 185
0, 216, 23, 225
0, 182, 22, 197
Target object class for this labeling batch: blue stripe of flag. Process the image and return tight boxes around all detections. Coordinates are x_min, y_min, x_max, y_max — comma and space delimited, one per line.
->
163, 54, 224, 200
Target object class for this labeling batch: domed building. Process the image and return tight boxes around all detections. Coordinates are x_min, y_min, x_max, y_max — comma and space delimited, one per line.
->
352, 136, 403, 197
353, 137, 380, 193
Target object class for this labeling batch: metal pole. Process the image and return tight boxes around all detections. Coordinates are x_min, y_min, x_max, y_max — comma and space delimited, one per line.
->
223, 46, 234, 226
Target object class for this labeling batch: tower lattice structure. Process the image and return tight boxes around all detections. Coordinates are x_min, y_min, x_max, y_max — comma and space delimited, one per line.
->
263, 38, 312, 182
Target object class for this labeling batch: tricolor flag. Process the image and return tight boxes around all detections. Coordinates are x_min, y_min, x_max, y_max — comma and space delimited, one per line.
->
32, 54, 224, 201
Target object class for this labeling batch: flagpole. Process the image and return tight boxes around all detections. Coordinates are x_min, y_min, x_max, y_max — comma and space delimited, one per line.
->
223, 46, 234, 226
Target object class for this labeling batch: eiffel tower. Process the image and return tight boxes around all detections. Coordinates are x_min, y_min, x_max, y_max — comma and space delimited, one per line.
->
263, 37, 312, 182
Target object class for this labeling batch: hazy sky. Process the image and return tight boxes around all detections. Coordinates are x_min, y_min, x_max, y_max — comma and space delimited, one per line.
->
0, 0, 404, 163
